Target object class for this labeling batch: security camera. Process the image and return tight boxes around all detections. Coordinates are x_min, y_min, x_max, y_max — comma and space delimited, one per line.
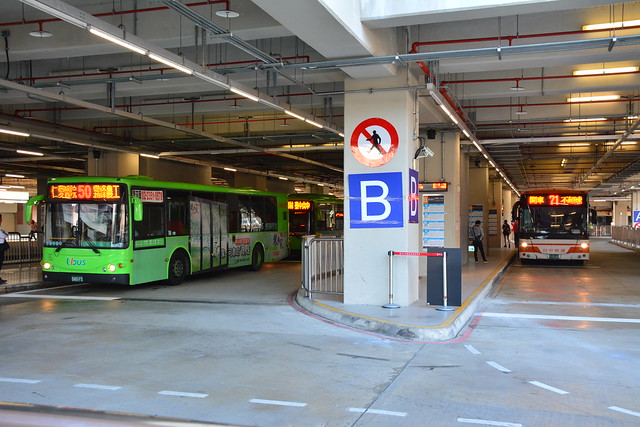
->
414, 145, 435, 160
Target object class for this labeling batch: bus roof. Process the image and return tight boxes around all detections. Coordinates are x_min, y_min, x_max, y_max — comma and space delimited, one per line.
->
288, 193, 343, 203
48, 175, 287, 198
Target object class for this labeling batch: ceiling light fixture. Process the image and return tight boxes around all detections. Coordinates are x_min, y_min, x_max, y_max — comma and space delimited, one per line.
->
567, 95, 620, 102
29, 22, 53, 38
5, 174, 25, 178
563, 117, 607, 122
229, 87, 259, 102
573, 66, 639, 76
510, 81, 525, 91
16, 149, 44, 156
0, 128, 30, 137
140, 153, 160, 159
19, 0, 88, 28
306, 119, 324, 129
582, 19, 640, 31
88, 26, 147, 55
148, 53, 194, 75
284, 110, 306, 121
223, 167, 237, 172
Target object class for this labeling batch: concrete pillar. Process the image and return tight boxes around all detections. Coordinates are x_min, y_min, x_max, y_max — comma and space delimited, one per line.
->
612, 200, 630, 226
140, 158, 210, 185
343, 73, 420, 306
502, 188, 513, 223
87, 150, 139, 177
468, 164, 490, 258
421, 131, 462, 248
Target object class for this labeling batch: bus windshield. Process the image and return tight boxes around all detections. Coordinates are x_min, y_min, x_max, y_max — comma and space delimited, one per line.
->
45, 202, 128, 249
521, 205, 586, 237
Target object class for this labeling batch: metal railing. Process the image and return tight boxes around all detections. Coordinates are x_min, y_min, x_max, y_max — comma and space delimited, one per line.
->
590, 225, 611, 237
611, 226, 640, 249
5, 232, 43, 265
301, 236, 344, 299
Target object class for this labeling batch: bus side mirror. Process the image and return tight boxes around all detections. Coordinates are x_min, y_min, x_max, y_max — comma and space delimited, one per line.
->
25, 195, 46, 223
132, 196, 143, 221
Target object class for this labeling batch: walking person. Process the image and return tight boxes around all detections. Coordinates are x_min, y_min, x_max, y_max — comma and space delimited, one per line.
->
0, 214, 9, 284
470, 220, 488, 264
366, 130, 382, 154
502, 219, 511, 248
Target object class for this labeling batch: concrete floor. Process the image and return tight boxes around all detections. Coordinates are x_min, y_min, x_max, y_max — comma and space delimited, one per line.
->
0, 237, 638, 426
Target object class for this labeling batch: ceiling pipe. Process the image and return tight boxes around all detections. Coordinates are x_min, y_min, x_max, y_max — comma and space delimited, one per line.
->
441, 70, 640, 86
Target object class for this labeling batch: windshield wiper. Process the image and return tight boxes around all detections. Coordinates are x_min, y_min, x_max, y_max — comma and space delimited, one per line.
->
81, 232, 101, 254
55, 225, 78, 253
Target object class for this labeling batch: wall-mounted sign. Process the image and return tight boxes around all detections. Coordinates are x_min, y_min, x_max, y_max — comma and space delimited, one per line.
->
348, 172, 403, 228
350, 117, 399, 167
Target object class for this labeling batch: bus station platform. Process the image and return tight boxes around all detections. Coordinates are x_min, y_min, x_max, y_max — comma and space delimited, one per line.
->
296, 246, 518, 342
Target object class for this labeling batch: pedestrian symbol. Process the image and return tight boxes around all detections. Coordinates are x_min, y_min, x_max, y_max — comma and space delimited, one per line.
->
350, 118, 399, 167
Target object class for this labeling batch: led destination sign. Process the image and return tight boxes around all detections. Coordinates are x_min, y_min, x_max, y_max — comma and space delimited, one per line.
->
419, 182, 449, 192
49, 184, 123, 200
527, 194, 585, 206
288, 201, 311, 210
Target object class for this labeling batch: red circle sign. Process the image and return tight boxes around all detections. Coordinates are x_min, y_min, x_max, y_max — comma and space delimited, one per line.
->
350, 117, 399, 167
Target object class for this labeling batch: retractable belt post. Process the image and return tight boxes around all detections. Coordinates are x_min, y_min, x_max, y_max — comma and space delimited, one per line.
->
386, 251, 449, 310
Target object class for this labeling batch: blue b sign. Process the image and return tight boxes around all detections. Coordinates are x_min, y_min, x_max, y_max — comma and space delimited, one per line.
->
348, 172, 403, 228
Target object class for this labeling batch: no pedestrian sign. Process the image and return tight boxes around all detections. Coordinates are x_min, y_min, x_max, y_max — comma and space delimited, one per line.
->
350, 117, 399, 167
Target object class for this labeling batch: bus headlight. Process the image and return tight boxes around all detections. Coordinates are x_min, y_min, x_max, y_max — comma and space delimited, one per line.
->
43, 262, 52, 270
580, 242, 588, 249
521, 242, 528, 248
108, 264, 117, 273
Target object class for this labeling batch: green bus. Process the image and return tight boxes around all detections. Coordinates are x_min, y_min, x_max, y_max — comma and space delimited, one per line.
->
26, 176, 289, 285
288, 193, 343, 256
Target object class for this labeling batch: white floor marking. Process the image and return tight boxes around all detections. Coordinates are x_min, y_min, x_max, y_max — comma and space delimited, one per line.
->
497, 301, 640, 308
249, 398, 307, 407
348, 408, 407, 417
158, 390, 208, 398
609, 406, 640, 417
16, 284, 83, 293
482, 312, 640, 324
464, 344, 481, 355
457, 417, 522, 426
74, 383, 121, 390
528, 381, 569, 395
0, 294, 119, 301
0, 377, 41, 384
486, 361, 512, 373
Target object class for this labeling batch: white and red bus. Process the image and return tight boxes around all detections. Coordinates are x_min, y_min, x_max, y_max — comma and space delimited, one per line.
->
512, 190, 590, 264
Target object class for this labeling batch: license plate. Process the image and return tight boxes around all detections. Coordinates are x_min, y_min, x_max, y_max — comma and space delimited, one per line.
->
71, 275, 84, 282
549, 254, 559, 260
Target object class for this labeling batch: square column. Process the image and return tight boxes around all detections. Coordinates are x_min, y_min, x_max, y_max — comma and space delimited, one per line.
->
343, 74, 420, 306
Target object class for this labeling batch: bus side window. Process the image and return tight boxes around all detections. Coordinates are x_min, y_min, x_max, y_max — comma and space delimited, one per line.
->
134, 204, 164, 238
167, 193, 188, 236
227, 194, 239, 233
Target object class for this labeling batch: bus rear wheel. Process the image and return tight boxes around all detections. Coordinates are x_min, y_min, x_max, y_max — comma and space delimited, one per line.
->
167, 252, 189, 285
250, 245, 264, 271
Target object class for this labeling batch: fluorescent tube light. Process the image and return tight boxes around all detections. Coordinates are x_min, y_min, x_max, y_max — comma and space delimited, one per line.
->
567, 95, 620, 102
193, 71, 230, 90
5, 174, 25, 178
582, 19, 640, 31
229, 87, 259, 102
88, 26, 147, 55
17, 149, 43, 156
148, 53, 194, 75
223, 167, 236, 172
279, 176, 288, 180
573, 66, 639, 76
563, 117, 607, 122
0, 129, 30, 137
306, 119, 324, 128
284, 110, 306, 121
0, 191, 29, 203
140, 153, 160, 159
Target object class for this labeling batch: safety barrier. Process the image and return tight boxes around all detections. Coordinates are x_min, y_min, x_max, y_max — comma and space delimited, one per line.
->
387, 251, 452, 310
590, 225, 611, 237
301, 236, 344, 299
5, 232, 43, 265
611, 226, 640, 249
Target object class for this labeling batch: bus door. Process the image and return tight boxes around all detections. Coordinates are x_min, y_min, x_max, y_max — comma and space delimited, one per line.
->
190, 198, 227, 272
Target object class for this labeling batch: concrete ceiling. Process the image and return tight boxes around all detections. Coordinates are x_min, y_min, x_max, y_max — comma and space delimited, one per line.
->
0, 0, 639, 199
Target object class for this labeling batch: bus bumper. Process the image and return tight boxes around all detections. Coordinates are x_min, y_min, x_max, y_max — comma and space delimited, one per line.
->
43, 271, 130, 285
519, 252, 589, 261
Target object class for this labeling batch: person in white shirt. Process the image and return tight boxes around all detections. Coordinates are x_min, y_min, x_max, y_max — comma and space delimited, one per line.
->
0, 214, 8, 284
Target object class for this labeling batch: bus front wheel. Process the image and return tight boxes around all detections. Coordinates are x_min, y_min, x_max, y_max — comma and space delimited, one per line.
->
167, 252, 189, 285
250, 245, 264, 271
